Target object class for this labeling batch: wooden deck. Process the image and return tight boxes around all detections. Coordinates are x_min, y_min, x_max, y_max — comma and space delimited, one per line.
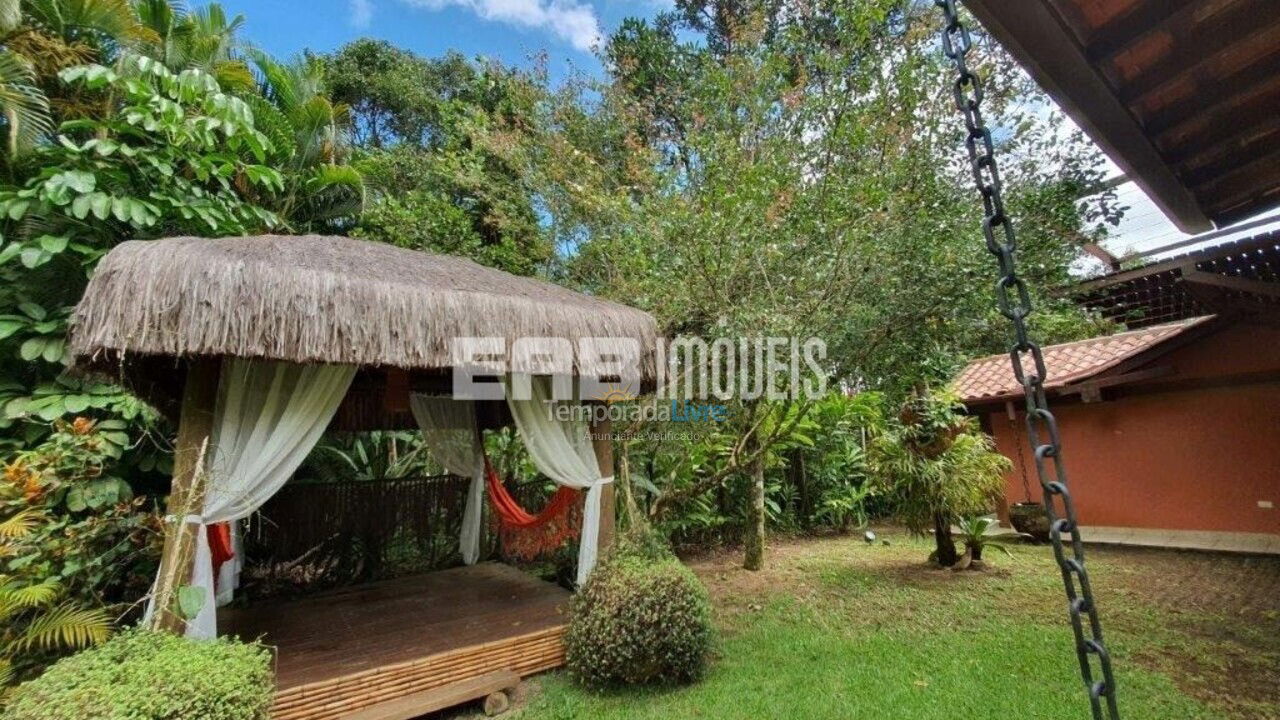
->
219, 563, 571, 720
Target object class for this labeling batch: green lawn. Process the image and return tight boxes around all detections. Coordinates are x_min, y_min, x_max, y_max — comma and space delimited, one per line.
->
468, 532, 1280, 720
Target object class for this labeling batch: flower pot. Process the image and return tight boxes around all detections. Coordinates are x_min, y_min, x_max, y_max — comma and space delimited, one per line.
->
1008, 502, 1051, 542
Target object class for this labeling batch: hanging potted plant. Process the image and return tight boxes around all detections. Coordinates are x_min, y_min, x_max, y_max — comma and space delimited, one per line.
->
1008, 501, 1050, 542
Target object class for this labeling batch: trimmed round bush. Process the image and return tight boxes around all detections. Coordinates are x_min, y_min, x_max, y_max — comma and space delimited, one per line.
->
4, 629, 274, 720
565, 534, 712, 688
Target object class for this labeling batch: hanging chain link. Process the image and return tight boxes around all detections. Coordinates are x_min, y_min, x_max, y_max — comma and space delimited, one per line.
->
933, 2, 1120, 718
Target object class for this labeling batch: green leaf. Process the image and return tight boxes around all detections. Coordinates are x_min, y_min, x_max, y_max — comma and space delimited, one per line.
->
38, 234, 69, 253
70, 193, 93, 219
89, 193, 112, 220
7, 198, 29, 220
65, 487, 86, 511
41, 338, 66, 363
0, 318, 23, 340
62, 394, 90, 413
20, 246, 49, 268
176, 585, 206, 621
18, 301, 46, 320
19, 336, 45, 360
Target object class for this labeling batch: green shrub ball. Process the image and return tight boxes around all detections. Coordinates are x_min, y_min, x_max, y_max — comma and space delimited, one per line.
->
4, 629, 274, 720
565, 547, 712, 688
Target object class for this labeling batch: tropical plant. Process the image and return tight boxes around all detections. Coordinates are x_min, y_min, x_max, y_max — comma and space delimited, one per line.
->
870, 388, 1010, 567
0, 50, 52, 157
133, 1, 253, 90
0, 54, 282, 456
299, 431, 440, 482
0, 576, 111, 693
0, 417, 156, 696
247, 48, 364, 229
815, 479, 874, 533
951, 515, 1024, 570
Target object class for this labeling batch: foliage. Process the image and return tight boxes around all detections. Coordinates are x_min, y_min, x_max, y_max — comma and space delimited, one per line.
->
539, 0, 1117, 563
1, 417, 157, 606
331, 41, 552, 275
950, 515, 1022, 570
870, 389, 1009, 565
3, 628, 274, 720
0, 54, 281, 461
298, 430, 440, 482
0, 575, 112, 695
566, 530, 712, 688
0, 418, 156, 688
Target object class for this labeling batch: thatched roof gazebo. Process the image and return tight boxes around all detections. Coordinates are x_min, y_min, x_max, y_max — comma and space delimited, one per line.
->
68, 234, 661, 720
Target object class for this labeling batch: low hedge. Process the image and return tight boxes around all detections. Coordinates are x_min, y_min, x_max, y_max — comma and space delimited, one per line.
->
4, 629, 274, 720
565, 532, 712, 688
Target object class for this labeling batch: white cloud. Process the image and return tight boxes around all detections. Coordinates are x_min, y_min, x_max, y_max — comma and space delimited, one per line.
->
403, 0, 603, 51
350, 0, 374, 28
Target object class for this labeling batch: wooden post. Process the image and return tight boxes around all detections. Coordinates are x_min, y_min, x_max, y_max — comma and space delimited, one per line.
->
152, 358, 221, 634
589, 414, 615, 550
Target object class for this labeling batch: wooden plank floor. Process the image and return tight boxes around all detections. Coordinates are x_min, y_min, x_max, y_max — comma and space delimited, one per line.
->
219, 563, 570, 718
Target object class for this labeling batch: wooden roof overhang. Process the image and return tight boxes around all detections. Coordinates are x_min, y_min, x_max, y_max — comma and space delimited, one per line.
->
964, 0, 1280, 231
1073, 229, 1280, 328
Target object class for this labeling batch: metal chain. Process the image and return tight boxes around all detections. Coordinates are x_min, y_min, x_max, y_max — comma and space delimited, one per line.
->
932, 2, 1120, 718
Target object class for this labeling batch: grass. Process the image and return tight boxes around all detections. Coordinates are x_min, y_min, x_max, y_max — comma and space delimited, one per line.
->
457, 530, 1280, 720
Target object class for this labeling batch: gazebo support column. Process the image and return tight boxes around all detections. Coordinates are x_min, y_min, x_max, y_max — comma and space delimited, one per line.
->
589, 415, 615, 550
152, 358, 221, 633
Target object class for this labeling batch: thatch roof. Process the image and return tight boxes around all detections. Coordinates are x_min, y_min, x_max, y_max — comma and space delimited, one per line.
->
69, 235, 659, 383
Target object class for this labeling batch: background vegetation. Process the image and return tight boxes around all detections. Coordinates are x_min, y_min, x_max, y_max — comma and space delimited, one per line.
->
0, 0, 1127, 693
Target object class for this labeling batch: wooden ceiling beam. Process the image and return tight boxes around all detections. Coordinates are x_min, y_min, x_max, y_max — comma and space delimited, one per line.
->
1143, 50, 1280, 137
1115, 0, 1274, 105
1082, 0, 1200, 64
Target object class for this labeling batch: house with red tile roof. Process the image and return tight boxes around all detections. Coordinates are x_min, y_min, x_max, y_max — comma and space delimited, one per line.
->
955, 316, 1280, 554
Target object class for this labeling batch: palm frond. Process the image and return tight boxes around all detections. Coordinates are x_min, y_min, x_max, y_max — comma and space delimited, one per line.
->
0, 0, 20, 33
0, 50, 53, 155
0, 579, 61, 614
24, 0, 147, 43
11, 602, 111, 652
0, 508, 43, 539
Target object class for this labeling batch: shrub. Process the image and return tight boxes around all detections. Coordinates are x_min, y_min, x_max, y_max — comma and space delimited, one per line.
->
565, 533, 712, 688
3, 629, 274, 720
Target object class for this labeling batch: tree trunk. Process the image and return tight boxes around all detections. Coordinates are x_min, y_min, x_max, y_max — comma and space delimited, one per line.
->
789, 448, 809, 529
932, 513, 958, 567
743, 433, 766, 571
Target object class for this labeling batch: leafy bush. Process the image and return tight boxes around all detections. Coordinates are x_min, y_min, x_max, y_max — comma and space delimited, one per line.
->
1, 418, 158, 607
565, 533, 712, 688
4, 629, 274, 720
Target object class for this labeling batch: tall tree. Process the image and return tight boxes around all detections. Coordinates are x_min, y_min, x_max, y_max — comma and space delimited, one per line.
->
542, 0, 1117, 568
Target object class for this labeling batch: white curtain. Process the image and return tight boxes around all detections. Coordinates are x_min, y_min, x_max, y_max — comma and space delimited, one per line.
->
409, 395, 485, 565
504, 376, 612, 585
161, 358, 355, 639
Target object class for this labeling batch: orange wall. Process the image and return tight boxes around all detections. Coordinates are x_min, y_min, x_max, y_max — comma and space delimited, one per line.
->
984, 322, 1280, 536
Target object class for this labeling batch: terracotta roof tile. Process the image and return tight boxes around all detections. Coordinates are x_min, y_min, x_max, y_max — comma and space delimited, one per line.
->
953, 316, 1213, 404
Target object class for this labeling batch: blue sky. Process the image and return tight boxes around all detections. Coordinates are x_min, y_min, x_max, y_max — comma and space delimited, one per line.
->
216, 0, 670, 83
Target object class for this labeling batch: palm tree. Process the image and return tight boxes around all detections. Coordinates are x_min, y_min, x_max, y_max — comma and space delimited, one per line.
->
248, 49, 365, 229
133, 0, 253, 90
